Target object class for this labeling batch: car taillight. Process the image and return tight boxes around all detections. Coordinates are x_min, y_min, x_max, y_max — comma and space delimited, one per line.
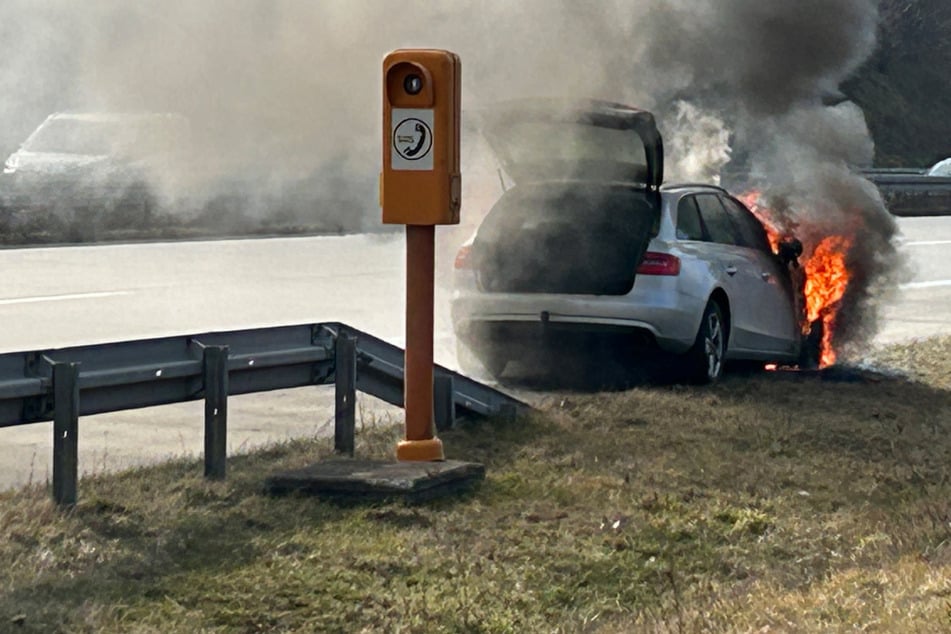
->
637, 252, 681, 276
454, 244, 473, 269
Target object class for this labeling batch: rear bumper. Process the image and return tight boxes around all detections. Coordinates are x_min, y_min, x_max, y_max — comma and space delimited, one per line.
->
451, 284, 704, 355
454, 318, 658, 359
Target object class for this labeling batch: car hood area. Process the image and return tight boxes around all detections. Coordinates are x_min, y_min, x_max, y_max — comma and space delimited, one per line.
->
477, 98, 664, 191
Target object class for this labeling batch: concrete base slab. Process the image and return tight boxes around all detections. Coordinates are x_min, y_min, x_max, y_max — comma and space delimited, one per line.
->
264, 459, 485, 502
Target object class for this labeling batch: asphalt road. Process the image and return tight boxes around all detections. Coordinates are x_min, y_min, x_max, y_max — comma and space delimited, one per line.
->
878, 217, 951, 343
0, 217, 948, 491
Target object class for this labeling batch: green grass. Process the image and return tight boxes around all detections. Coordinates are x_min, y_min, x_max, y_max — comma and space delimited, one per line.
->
1, 337, 950, 633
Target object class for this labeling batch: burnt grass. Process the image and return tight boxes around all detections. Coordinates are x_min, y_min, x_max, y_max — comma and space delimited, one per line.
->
0, 337, 949, 633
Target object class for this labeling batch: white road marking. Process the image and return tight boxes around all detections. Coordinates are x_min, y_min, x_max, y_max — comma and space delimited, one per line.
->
0, 291, 131, 306
900, 279, 951, 290
903, 240, 951, 247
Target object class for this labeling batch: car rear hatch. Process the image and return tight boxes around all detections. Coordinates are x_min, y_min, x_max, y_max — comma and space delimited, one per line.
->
478, 98, 664, 191
471, 99, 664, 296
472, 183, 660, 295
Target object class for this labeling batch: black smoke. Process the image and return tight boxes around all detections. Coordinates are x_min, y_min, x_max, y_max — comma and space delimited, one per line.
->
630, 0, 901, 358
0, 1, 904, 354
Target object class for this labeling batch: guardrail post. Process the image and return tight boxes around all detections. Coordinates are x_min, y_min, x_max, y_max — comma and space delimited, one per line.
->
52, 362, 80, 507
498, 403, 518, 421
203, 346, 229, 480
434, 374, 455, 431
335, 333, 357, 456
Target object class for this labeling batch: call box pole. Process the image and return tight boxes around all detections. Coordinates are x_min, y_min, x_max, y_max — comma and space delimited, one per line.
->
381, 49, 461, 462
400, 224, 442, 460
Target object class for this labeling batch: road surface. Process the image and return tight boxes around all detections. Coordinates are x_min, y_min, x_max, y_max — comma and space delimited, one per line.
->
0, 217, 948, 491
878, 217, 951, 343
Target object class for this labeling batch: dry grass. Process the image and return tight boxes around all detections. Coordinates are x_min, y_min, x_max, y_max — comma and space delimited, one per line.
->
867, 336, 951, 390
0, 337, 949, 633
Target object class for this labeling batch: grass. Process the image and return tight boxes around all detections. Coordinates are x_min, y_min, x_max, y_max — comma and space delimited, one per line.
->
1, 337, 950, 633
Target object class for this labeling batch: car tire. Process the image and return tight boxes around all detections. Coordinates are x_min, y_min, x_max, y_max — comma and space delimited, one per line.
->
109, 182, 156, 230
66, 206, 100, 243
684, 300, 727, 384
0, 205, 13, 237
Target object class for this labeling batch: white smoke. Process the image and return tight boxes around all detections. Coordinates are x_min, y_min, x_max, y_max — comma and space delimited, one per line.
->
662, 101, 732, 184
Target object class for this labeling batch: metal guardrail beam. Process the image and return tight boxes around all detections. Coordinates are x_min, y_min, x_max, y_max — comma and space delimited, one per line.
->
0, 323, 338, 427
330, 324, 522, 421
0, 321, 525, 504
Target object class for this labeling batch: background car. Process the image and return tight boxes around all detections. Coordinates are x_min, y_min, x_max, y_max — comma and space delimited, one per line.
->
451, 99, 806, 383
927, 157, 951, 176
0, 112, 188, 232
0, 111, 375, 242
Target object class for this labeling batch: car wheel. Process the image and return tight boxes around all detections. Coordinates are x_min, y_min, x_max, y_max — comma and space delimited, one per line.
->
685, 300, 727, 384
0, 205, 13, 237
455, 339, 507, 380
109, 182, 156, 229
66, 206, 100, 243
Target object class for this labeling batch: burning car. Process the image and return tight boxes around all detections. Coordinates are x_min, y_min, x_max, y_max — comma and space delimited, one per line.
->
451, 99, 813, 383
0, 112, 188, 231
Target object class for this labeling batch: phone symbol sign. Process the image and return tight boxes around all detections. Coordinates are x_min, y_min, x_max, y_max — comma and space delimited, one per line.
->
392, 108, 434, 170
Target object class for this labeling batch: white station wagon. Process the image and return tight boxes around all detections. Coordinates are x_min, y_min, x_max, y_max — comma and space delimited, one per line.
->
452, 99, 809, 383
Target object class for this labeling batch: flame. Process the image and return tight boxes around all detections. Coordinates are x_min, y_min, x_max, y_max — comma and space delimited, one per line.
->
739, 191, 852, 368
740, 190, 783, 253
802, 235, 852, 367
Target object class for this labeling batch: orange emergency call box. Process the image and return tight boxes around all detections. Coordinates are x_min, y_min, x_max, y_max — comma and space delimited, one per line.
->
381, 49, 461, 225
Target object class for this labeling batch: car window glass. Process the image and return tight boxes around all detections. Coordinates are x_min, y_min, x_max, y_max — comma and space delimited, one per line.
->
721, 196, 772, 252
676, 196, 705, 241
695, 194, 738, 245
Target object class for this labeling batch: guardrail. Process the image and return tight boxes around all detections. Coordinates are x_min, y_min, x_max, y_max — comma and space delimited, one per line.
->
0, 322, 524, 505
721, 169, 951, 217
861, 173, 951, 216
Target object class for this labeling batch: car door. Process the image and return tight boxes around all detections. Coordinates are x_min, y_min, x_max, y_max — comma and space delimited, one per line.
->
689, 194, 762, 352
719, 195, 800, 354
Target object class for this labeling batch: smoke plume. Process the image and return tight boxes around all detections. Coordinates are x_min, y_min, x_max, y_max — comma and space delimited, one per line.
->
0, 0, 900, 355
663, 101, 732, 185
638, 0, 901, 357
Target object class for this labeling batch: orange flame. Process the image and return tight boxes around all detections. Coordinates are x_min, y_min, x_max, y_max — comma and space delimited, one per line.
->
803, 236, 852, 367
739, 191, 852, 368
740, 191, 783, 253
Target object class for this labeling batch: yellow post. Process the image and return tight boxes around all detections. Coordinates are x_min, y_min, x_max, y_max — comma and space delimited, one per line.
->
397, 224, 444, 461
380, 49, 461, 462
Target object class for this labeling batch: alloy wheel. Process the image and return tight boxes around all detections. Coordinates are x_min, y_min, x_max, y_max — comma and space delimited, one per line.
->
704, 312, 724, 380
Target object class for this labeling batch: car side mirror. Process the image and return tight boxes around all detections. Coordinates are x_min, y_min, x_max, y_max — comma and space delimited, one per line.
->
778, 237, 803, 268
